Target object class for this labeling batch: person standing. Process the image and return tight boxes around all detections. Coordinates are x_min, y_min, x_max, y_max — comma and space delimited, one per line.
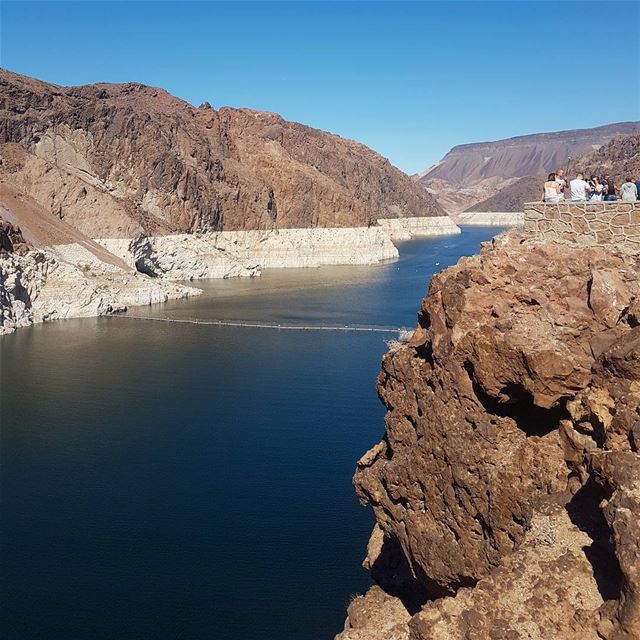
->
570, 172, 592, 201
620, 178, 638, 202
543, 173, 563, 202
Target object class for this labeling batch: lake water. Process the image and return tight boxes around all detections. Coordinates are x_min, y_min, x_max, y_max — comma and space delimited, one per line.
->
1, 227, 501, 640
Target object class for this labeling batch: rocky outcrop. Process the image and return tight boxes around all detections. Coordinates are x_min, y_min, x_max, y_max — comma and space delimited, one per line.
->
0, 68, 443, 239
117, 234, 260, 280
341, 233, 640, 639
0, 218, 30, 255
0, 218, 199, 335
582, 134, 640, 186
0, 220, 42, 331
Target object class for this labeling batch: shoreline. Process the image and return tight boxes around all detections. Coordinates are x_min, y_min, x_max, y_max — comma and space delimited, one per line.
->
0, 217, 462, 334
95, 216, 461, 276
452, 211, 523, 227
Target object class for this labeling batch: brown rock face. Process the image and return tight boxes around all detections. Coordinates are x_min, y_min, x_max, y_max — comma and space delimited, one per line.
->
345, 234, 640, 639
464, 174, 543, 212
582, 134, 640, 186
0, 69, 442, 238
0, 218, 30, 255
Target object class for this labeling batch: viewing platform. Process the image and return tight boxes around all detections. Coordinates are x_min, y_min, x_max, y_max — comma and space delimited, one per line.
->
524, 201, 640, 254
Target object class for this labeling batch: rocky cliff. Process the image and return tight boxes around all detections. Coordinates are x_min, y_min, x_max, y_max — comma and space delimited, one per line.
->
583, 134, 640, 185
0, 218, 198, 334
339, 233, 640, 639
0, 68, 443, 239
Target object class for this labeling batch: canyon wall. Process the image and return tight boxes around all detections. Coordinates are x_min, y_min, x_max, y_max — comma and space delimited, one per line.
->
339, 233, 640, 639
0, 68, 443, 239
0, 68, 461, 332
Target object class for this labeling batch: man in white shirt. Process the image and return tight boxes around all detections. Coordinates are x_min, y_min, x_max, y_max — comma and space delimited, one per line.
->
570, 173, 591, 201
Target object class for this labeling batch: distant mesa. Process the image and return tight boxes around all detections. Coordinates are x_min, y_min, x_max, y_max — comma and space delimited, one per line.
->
419, 122, 640, 213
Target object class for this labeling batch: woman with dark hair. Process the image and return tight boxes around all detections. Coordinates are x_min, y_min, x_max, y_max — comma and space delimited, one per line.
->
589, 175, 605, 201
603, 176, 617, 201
543, 172, 563, 203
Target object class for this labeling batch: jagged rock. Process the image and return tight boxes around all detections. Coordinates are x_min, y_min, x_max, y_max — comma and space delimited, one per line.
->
0, 219, 200, 335
336, 587, 411, 640
128, 235, 161, 277
410, 505, 603, 640
0, 219, 30, 255
589, 452, 640, 639
122, 233, 261, 280
341, 233, 640, 639
0, 69, 443, 238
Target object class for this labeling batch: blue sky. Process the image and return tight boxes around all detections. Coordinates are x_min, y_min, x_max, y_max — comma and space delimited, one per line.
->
1, 1, 639, 173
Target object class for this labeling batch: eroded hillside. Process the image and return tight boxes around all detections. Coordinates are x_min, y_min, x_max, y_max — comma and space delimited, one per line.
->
0, 69, 443, 239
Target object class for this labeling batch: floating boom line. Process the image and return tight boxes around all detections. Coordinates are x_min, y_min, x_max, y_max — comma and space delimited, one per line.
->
116, 315, 405, 334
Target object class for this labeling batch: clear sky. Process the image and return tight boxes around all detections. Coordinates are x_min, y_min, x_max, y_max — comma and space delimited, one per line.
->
1, 1, 639, 173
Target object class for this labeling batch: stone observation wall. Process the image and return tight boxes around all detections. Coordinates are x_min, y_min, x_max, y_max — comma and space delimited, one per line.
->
524, 201, 640, 254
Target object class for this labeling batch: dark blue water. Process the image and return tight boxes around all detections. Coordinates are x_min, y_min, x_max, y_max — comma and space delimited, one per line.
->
0, 228, 501, 640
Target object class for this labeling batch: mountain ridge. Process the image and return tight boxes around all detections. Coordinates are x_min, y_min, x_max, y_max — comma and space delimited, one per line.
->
420, 121, 640, 185
0, 68, 444, 239
440, 121, 640, 156
419, 121, 640, 213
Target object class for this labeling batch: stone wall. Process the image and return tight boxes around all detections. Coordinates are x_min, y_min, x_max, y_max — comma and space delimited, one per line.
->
524, 201, 640, 254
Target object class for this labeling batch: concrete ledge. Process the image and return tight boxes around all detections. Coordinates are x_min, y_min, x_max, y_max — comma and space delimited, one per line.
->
523, 201, 640, 254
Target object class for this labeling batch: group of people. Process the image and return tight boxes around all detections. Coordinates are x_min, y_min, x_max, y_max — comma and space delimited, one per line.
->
543, 168, 640, 203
